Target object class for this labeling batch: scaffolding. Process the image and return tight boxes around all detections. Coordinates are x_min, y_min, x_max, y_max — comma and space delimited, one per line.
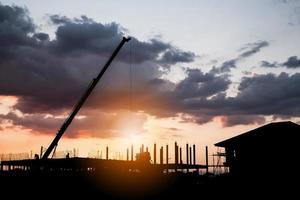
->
212, 147, 229, 175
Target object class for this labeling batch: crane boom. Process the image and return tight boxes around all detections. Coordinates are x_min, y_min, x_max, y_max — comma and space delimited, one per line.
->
42, 37, 131, 159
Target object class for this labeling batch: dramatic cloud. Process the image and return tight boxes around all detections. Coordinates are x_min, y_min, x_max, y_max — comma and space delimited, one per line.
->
0, 3, 36, 61
175, 69, 231, 99
0, 4, 196, 137
177, 72, 300, 126
0, 110, 148, 138
0, 3, 299, 137
49, 14, 195, 65
0, 5, 194, 114
229, 72, 300, 116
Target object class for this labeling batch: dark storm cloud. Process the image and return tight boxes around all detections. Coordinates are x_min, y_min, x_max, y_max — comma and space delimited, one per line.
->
0, 3, 36, 61
0, 4, 194, 114
49, 15, 195, 65
0, 4, 197, 137
177, 72, 300, 126
1, 3, 299, 135
175, 69, 231, 99
0, 3, 34, 35
229, 72, 300, 116
182, 72, 300, 117
33, 32, 50, 41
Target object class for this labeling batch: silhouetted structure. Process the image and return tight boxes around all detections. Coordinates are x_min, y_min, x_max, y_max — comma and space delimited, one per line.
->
215, 121, 300, 179
42, 37, 131, 159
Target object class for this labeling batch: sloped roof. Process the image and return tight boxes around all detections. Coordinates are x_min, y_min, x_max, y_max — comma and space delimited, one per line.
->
215, 121, 300, 147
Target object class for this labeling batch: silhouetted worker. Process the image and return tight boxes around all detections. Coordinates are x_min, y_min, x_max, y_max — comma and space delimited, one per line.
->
34, 154, 39, 160
66, 153, 70, 159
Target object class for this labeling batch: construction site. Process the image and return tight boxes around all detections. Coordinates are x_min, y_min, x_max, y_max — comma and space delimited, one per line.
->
0, 37, 216, 199
0, 36, 299, 199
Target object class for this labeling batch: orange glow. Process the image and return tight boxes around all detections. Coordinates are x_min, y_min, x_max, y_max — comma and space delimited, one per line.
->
0, 95, 18, 114
0, 95, 284, 166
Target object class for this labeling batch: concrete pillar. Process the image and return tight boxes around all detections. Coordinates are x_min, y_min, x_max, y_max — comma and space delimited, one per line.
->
154, 143, 157, 164
189, 147, 192, 165
127, 148, 129, 161
186, 143, 189, 172
175, 142, 178, 165
131, 145, 134, 161
40, 146, 43, 158
193, 144, 196, 165
206, 146, 209, 174
166, 145, 169, 165
180, 147, 182, 164
160, 147, 163, 164
106, 146, 109, 160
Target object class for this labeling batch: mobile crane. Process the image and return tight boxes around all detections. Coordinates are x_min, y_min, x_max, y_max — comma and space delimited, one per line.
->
42, 37, 131, 159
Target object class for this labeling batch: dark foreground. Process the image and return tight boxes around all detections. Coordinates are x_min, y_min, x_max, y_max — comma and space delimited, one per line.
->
0, 170, 298, 199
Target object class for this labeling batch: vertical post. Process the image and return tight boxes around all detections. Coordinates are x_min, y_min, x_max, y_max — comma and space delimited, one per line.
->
193, 144, 196, 165
40, 146, 43, 158
166, 144, 169, 173
175, 142, 178, 165
186, 143, 189, 172
131, 145, 134, 161
142, 144, 144, 153
106, 146, 109, 160
166, 144, 169, 165
127, 148, 129, 161
154, 143, 157, 164
206, 146, 209, 174
146, 147, 148, 152
160, 147, 163, 164
189, 147, 192, 165
180, 147, 182, 164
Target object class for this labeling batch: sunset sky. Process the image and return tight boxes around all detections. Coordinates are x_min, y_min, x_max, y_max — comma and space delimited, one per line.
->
1, 0, 300, 163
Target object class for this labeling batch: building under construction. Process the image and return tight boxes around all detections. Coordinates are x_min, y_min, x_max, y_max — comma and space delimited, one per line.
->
215, 121, 300, 178
0, 37, 211, 199
0, 37, 209, 174
0, 36, 299, 198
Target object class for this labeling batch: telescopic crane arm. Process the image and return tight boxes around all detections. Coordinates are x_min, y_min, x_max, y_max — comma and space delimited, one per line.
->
42, 37, 131, 159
